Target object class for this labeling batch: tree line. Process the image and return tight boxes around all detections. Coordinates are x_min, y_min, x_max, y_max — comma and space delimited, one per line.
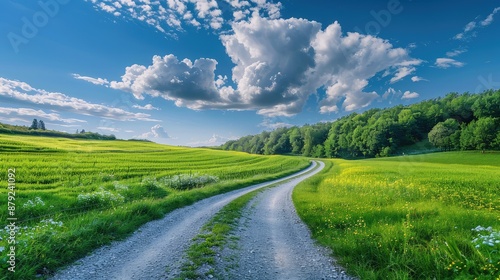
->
0, 120, 116, 140
221, 89, 500, 158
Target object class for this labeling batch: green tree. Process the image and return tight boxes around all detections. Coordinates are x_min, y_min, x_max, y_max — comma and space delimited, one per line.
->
473, 117, 498, 151
288, 127, 303, 155
38, 120, 46, 130
30, 119, 38, 130
428, 119, 460, 150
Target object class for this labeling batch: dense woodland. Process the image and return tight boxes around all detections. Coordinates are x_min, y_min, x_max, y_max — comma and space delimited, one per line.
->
221, 89, 500, 158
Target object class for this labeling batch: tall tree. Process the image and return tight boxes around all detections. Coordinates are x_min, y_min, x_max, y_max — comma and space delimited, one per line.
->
30, 119, 38, 130
38, 120, 46, 130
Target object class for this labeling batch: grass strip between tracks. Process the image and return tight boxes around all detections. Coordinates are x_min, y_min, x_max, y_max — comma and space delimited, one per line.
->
175, 161, 322, 279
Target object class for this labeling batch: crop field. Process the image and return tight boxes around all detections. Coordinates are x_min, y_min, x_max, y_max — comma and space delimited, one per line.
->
0, 134, 309, 278
294, 152, 500, 279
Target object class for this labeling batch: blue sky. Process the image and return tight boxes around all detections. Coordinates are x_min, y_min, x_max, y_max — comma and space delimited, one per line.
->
1, 0, 499, 146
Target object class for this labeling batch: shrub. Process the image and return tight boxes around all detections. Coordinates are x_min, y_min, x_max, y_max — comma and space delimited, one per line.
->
161, 174, 219, 190
76, 188, 124, 209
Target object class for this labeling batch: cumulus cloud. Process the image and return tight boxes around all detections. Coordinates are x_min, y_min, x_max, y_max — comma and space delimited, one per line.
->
137, 124, 170, 139
109, 54, 222, 106
435, 58, 465, 69
188, 134, 237, 147
383, 88, 418, 100
312, 22, 418, 113
72, 73, 110, 86
100, 16, 418, 116
0, 77, 158, 122
402, 91, 419, 99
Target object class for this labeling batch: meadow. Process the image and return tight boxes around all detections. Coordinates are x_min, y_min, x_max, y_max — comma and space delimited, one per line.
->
0, 134, 309, 279
294, 152, 500, 279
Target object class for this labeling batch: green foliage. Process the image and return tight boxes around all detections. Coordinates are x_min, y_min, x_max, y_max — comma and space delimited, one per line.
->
293, 152, 500, 279
160, 174, 219, 190
428, 119, 460, 150
76, 188, 125, 209
222, 89, 500, 158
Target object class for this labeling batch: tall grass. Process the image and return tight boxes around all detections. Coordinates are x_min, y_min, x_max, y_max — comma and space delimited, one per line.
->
0, 134, 309, 279
294, 152, 500, 279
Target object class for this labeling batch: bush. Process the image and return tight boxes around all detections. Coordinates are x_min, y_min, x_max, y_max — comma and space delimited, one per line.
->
76, 188, 124, 209
160, 174, 219, 190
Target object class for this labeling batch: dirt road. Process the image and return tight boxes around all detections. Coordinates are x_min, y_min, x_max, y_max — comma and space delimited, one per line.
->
51, 162, 323, 279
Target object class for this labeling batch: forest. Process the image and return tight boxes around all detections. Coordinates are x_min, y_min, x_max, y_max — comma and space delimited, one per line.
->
221, 89, 500, 158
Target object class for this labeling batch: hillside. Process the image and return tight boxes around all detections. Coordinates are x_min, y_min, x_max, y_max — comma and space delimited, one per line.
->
0, 134, 308, 278
221, 89, 500, 158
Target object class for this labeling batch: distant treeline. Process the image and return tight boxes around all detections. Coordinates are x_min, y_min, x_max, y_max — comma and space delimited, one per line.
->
0, 122, 116, 140
221, 89, 500, 158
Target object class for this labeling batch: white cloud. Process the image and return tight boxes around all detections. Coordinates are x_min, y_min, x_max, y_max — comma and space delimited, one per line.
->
102, 17, 418, 116
446, 49, 466, 57
109, 54, 221, 104
402, 91, 419, 99
137, 124, 170, 139
0, 77, 158, 122
435, 58, 465, 69
390, 67, 415, 83
97, 126, 119, 132
312, 22, 416, 113
188, 134, 237, 147
382, 87, 400, 100
411, 76, 428, 82
259, 119, 293, 130
72, 74, 110, 86
455, 7, 500, 39
132, 104, 160, 110
481, 7, 500, 26
84, 0, 282, 36
382, 88, 418, 100
0, 107, 87, 124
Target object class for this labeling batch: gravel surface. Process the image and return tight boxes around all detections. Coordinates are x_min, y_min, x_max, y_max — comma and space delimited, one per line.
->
215, 161, 356, 280
50, 162, 319, 280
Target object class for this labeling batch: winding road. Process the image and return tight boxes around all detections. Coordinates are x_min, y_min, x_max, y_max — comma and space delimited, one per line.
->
52, 161, 353, 279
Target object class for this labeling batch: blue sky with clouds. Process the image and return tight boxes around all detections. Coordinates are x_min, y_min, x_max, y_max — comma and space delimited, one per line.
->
1, 0, 499, 146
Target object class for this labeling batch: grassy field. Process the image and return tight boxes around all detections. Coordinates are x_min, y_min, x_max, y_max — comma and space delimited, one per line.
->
0, 134, 309, 279
294, 152, 500, 279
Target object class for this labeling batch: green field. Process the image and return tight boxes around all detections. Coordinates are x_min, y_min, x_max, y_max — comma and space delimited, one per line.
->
0, 134, 309, 279
294, 152, 500, 279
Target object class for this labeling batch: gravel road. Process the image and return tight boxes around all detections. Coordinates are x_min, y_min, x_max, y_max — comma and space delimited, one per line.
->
51, 162, 320, 280
212, 161, 355, 280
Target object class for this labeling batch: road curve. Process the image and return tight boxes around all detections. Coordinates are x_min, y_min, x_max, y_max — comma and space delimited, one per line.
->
51, 162, 320, 280
224, 160, 355, 280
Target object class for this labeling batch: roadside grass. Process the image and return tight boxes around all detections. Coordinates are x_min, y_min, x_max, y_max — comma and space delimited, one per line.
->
293, 152, 500, 279
177, 162, 322, 280
0, 134, 309, 279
